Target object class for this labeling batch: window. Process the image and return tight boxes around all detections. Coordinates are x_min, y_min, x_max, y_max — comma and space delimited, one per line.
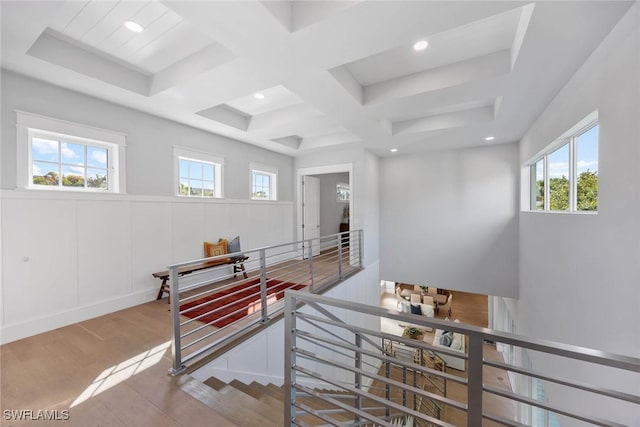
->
31, 133, 111, 190
575, 125, 599, 211
251, 164, 277, 200
17, 111, 125, 193
531, 159, 545, 210
175, 148, 222, 198
548, 143, 569, 211
527, 115, 598, 213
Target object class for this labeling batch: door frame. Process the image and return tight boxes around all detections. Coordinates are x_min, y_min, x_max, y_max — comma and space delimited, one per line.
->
296, 163, 353, 245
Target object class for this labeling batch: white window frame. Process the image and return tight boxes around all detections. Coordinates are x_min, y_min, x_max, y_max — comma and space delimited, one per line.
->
174, 147, 223, 198
523, 111, 598, 213
16, 111, 126, 193
250, 163, 277, 201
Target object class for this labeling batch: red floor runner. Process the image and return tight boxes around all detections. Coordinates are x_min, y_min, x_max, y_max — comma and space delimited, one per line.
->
180, 278, 305, 328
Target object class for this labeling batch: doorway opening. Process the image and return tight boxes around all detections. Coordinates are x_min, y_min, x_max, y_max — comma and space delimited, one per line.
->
296, 164, 353, 252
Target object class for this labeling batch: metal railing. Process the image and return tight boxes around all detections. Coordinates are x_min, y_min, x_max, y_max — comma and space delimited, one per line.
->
284, 291, 640, 427
168, 230, 363, 375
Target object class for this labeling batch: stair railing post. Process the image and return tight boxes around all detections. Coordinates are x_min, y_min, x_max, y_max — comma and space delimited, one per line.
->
259, 249, 269, 323
354, 333, 362, 425
467, 333, 484, 424
358, 230, 363, 267
337, 234, 343, 280
169, 266, 186, 375
385, 347, 391, 418
284, 293, 297, 426
307, 240, 314, 290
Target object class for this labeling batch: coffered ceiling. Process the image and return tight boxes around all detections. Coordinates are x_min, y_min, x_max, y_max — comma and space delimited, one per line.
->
0, 1, 633, 157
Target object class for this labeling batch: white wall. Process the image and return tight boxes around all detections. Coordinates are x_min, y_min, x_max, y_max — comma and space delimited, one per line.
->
0, 70, 296, 343
516, 5, 640, 424
191, 262, 381, 387
313, 172, 349, 237
379, 143, 519, 298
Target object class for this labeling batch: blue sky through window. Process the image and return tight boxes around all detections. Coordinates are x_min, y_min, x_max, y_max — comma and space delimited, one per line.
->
576, 124, 598, 174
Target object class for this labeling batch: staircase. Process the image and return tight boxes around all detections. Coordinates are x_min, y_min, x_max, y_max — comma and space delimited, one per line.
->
177, 375, 284, 427
179, 374, 445, 427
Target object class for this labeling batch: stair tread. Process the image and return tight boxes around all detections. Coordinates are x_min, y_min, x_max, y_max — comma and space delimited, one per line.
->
266, 383, 285, 401
222, 387, 284, 424
179, 376, 282, 427
204, 376, 227, 390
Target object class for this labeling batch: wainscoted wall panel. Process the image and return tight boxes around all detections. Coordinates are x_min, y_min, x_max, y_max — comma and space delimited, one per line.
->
77, 200, 133, 304
2, 198, 79, 323
0, 191, 294, 343
171, 201, 207, 262
203, 202, 230, 245
130, 201, 173, 293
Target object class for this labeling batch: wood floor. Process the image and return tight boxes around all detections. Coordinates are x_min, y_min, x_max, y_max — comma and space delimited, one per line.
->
1, 283, 514, 427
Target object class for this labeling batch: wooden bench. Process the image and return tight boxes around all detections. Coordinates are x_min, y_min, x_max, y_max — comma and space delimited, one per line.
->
153, 256, 249, 302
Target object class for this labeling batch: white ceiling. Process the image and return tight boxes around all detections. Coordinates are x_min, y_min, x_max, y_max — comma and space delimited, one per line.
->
0, 1, 633, 157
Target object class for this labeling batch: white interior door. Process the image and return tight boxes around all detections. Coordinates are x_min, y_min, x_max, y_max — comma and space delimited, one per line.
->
302, 175, 320, 256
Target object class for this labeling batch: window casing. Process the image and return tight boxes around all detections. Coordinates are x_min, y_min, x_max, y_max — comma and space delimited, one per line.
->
251, 164, 277, 200
174, 147, 223, 198
527, 118, 598, 213
17, 111, 125, 193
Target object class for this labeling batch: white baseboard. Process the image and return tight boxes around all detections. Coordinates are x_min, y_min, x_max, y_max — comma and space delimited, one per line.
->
0, 288, 157, 344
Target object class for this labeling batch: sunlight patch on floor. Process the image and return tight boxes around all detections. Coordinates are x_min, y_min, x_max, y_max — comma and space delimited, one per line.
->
71, 341, 171, 408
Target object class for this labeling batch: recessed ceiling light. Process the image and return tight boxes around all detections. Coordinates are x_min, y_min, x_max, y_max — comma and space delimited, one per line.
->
124, 20, 144, 33
413, 40, 428, 51
390, 148, 398, 153
485, 136, 495, 141
254, 93, 265, 100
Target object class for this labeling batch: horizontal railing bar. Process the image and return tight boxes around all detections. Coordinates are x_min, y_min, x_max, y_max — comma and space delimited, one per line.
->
180, 285, 261, 326
268, 269, 313, 287
294, 384, 396, 427
292, 396, 364, 427
180, 279, 260, 316
297, 331, 467, 385
296, 311, 469, 363
302, 301, 387, 354
180, 318, 265, 365
294, 366, 454, 427
306, 406, 386, 415
483, 384, 627, 427
177, 276, 253, 305
295, 330, 466, 386
265, 259, 309, 275
295, 348, 467, 412
482, 412, 530, 427
180, 296, 261, 338
296, 328, 360, 361
483, 359, 640, 405
168, 232, 353, 269
288, 291, 640, 372
181, 281, 303, 338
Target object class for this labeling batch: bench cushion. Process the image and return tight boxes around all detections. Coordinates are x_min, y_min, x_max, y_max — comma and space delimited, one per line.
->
227, 235, 243, 258
204, 241, 230, 260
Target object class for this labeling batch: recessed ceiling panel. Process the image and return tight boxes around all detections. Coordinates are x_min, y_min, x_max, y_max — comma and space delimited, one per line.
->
261, 0, 363, 33
48, 0, 217, 74
226, 85, 303, 116
344, 6, 521, 86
